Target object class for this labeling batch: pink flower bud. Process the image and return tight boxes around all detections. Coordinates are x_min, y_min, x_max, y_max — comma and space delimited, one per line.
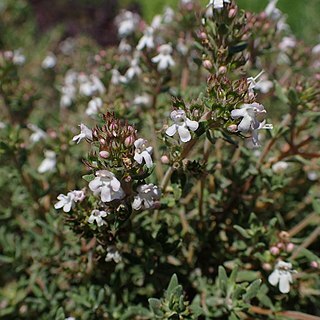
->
99, 151, 110, 159
286, 243, 295, 252
310, 261, 319, 269
124, 135, 135, 147
99, 138, 106, 145
276, 242, 284, 249
161, 155, 170, 164
199, 32, 207, 40
203, 60, 213, 70
270, 246, 280, 255
218, 66, 227, 75
228, 8, 237, 19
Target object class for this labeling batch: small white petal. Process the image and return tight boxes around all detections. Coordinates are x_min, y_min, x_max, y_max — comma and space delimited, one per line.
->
185, 119, 199, 132
279, 273, 291, 293
268, 270, 280, 286
178, 126, 191, 142
166, 124, 177, 137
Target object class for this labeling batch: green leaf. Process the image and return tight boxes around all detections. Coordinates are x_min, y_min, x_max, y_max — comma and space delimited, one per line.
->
218, 266, 228, 295
82, 174, 95, 182
55, 307, 65, 320
233, 225, 250, 239
148, 298, 164, 317
166, 274, 179, 296
243, 279, 262, 302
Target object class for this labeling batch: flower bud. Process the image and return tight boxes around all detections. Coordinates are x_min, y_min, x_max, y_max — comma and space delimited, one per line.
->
202, 60, 213, 70
161, 155, 170, 164
218, 66, 227, 75
262, 263, 272, 271
310, 261, 319, 269
99, 138, 106, 145
270, 246, 280, 255
286, 243, 295, 252
199, 32, 207, 40
228, 7, 237, 19
99, 150, 110, 158
124, 135, 135, 147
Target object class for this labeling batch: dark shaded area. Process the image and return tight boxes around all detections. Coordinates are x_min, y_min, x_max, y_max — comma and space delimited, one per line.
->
28, 0, 119, 46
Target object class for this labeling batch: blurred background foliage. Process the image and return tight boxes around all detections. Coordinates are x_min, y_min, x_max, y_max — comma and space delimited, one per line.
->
120, 0, 320, 44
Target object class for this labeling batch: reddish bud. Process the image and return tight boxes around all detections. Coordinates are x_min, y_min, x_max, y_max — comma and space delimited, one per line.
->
161, 155, 170, 164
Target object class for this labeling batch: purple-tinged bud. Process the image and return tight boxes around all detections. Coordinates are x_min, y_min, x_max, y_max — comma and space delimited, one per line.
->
270, 246, 280, 255
93, 129, 99, 138
124, 135, 135, 147
124, 175, 132, 182
99, 138, 106, 145
310, 261, 319, 269
228, 7, 237, 19
276, 242, 284, 249
161, 155, 170, 164
109, 122, 118, 131
286, 243, 295, 252
99, 150, 110, 159
203, 60, 213, 70
218, 66, 227, 75
199, 32, 207, 40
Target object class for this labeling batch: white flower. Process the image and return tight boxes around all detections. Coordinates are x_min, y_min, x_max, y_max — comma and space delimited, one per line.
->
115, 10, 140, 38
251, 121, 273, 148
59, 37, 75, 55
132, 184, 161, 210
207, 0, 230, 9
279, 36, 296, 52
38, 150, 56, 174
90, 74, 106, 95
12, 49, 26, 65
312, 44, 320, 55
134, 138, 153, 168
118, 39, 132, 53
78, 74, 105, 97
162, 7, 175, 24
133, 94, 152, 107
88, 209, 108, 227
231, 103, 267, 133
41, 52, 57, 69
89, 170, 125, 202
151, 15, 162, 29
137, 27, 155, 51
166, 109, 199, 142
72, 123, 92, 144
105, 246, 122, 263
247, 71, 273, 94
54, 190, 84, 212
151, 44, 175, 71
59, 70, 78, 107
268, 261, 295, 293
124, 58, 142, 81
86, 97, 103, 117
111, 69, 127, 85
272, 161, 289, 174
27, 123, 47, 143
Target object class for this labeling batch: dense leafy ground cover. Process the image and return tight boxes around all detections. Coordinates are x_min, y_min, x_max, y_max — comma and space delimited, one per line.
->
0, 0, 320, 319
